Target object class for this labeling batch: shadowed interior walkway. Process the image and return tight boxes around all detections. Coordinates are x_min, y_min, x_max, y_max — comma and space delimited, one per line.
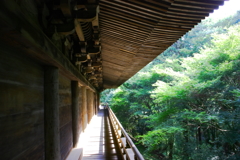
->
82, 109, 123, 160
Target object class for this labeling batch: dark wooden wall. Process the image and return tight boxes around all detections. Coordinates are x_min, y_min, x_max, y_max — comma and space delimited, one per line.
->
0, 28, 97, 160
59, 75, 73, 160
0, 1, 98, 159
0, 44, 45, 159
0, 43, 91, 159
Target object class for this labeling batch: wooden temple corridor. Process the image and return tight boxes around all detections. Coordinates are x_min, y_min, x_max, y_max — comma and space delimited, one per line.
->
0, 0, 226, 159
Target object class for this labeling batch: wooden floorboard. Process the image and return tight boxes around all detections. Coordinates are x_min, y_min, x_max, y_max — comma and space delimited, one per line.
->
82, 109, 123, 160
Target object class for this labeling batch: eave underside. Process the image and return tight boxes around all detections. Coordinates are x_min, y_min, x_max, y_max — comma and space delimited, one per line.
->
100, 0, 225, 88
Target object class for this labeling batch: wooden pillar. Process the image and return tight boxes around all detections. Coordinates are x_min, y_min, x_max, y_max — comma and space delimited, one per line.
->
71, 81, 80, 147
78, 86, 82, 134
92, 92, 96, 116
87, 89, 93, 123
91, 92, 94, 117
96, 92, 100, 114
81, 86, 87, 131
90, 91, 94, 120
44, 66, 60, 160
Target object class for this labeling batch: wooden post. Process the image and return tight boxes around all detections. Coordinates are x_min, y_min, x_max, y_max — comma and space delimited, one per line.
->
81, 86, 87, 131
71, 81, 80, 147
44, 66, 61, 160
87, 89, 93, 123
96, 92, 100, 114
93, 92, 96, 116
78, 86, 83, 134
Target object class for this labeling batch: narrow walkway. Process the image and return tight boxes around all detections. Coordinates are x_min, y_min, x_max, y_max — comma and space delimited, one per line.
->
82, 109, 123, 160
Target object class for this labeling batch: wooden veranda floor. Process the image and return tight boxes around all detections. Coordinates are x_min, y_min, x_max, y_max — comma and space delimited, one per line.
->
81, 109, 123, 160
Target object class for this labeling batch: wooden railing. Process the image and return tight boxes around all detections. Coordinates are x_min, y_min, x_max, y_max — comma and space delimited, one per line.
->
107, 106, 145, 160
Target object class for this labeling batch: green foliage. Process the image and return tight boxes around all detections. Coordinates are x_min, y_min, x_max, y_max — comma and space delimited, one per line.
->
100, 88, 115, 105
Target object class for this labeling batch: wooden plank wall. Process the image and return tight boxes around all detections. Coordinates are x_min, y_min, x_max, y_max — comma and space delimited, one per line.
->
59, 75, 73, 160
0, 43, 97, 159
0, 44, 45, 159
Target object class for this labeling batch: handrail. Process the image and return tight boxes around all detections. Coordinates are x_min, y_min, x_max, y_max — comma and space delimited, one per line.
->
106, 106, 145, 160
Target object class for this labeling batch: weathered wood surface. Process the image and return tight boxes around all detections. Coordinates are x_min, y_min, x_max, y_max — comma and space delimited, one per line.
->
59, 75, 73, 160
0, 43, 92, 160
44, 66, 60, 160
0, 0, 96, 92
0, 0, 225, 90
93, 93, 97, 115
78, 85, 83, 134
81, 86, 88, 131
0, 44, 45, 160
60, 122, 73, 160
71, 81, 80, 147
99, 0, 225, 88
82, 109, 123, 160
87, 89, 93, 124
